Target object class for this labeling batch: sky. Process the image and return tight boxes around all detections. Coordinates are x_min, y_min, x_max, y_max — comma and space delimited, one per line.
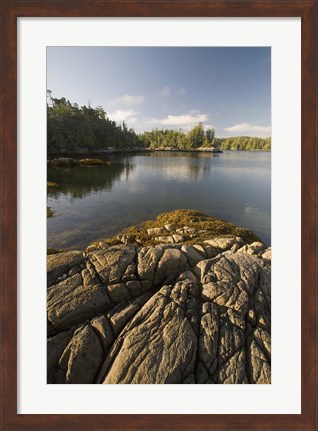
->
47, 47, 271, 138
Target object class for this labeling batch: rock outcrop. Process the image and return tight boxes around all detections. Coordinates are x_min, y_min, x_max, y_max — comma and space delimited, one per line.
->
47, 210, 271, 384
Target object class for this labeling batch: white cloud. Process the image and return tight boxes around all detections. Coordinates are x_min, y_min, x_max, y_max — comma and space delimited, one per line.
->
160, 86, 170, 97
108, 108, 210, 132
107, 94, 145, 108
145, 113, 208, 129
224, 122, 271, 136
108, 109, 138, 124
163, 114, 208, 126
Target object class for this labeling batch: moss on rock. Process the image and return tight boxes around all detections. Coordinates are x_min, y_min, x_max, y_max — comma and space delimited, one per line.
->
94, 209, 261, 248
50, 157, 80, 168
79, 158, 105, 166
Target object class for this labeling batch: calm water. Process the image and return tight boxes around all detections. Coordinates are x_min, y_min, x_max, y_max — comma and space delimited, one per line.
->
47, 151, 271, 250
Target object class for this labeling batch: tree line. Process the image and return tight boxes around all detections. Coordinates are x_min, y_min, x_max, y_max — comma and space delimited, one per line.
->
139, 124, 215, 150
215, 136, 271, 151
139, 129, 270, 151
47, 92, 141, 153
47, 93, 271, 153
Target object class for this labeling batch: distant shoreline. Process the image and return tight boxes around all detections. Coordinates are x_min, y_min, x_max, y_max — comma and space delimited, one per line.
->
48, 147, 271, 158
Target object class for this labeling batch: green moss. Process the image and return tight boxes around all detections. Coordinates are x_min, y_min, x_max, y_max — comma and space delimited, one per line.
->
50, 157, 80, 168
79, 158, 105, 166
103, 209, 261, 247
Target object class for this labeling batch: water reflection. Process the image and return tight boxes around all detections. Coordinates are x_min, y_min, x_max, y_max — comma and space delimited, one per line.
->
47, 161, 135, 199
47, 151, 271, 249
137, 152, 218, 182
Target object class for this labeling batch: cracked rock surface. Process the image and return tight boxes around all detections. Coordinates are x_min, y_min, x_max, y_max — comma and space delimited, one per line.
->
47, 211, 271, 384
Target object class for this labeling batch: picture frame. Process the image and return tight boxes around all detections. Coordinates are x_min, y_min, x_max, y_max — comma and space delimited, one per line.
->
1, 1, 317, 430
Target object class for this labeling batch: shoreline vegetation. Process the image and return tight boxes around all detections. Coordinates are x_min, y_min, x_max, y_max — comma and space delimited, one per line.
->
47, 210, 271, 384
47, 93, 271, 155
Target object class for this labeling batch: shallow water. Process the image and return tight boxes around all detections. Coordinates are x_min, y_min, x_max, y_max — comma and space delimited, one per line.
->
47, 151, 271, 250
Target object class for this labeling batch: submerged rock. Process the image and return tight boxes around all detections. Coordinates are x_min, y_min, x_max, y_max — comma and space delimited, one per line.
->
47, 210, 271, 384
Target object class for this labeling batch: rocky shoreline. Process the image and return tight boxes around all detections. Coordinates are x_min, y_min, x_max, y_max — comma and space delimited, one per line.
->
47, 149, 223, 168
47, 210, 271, 384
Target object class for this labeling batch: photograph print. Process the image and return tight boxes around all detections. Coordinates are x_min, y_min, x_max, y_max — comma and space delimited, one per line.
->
47, 47, 271, 384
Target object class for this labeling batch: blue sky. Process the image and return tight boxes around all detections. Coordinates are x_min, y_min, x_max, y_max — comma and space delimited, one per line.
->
47, 47, 271, 137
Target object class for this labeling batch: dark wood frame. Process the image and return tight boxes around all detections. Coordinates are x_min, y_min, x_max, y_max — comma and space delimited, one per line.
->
1, 0, 317, 430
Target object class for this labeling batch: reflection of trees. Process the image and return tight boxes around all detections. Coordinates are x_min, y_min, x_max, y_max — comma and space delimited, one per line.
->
47, 162, 134, 199
140, 152, 218, 181
147, 151, 220, 159
188, 164, 206, 181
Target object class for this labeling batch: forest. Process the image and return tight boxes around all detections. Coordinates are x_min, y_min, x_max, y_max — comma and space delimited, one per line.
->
47, 92, 141, 153
216, 136, 271, 151
47, 94, 271, 154
139, 124, 215, 150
